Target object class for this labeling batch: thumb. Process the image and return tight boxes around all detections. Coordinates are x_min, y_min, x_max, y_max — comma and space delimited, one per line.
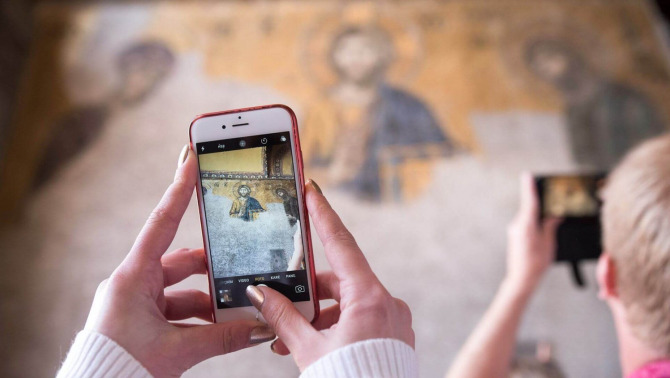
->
246, 285, 320, 356
176, 320, 275, 367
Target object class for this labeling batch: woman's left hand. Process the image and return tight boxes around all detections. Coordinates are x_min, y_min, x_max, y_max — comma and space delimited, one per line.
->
83, 145, 275, 377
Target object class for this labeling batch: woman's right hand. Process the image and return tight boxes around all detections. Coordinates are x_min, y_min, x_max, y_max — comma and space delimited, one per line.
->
246, 180, 415, 371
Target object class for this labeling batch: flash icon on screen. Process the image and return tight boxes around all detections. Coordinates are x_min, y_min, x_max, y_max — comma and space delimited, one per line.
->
280, 136, 287, 142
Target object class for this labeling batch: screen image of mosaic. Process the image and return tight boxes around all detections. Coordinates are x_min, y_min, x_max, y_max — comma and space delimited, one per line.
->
542, 176, 604, 217
199, 139, 304, 278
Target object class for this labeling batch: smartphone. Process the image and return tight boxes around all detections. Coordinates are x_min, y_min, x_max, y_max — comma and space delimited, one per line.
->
189, 104, 318, 323
535, 173, 607, 286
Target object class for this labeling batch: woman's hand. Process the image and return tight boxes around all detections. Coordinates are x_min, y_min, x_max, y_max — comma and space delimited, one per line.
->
83, 145, 275, 377
505, 173, 561, 292
246, 180, 415, 371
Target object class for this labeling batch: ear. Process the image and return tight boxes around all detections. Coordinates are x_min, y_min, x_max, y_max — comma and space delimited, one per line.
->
596, 252, 618, 300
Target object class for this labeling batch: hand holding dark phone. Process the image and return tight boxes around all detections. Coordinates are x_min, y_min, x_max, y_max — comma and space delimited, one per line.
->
535, 173, 607, 287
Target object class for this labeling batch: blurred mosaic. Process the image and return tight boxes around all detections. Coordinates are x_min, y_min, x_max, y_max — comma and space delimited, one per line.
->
2, 0, 669, 212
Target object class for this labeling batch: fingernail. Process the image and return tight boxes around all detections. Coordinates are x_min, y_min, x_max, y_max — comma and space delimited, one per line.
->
177, 144, 190, 167
306, 179, 323, 195
249, 325, 275, 345
246, 285, 264, 309
270, 339, 280, 354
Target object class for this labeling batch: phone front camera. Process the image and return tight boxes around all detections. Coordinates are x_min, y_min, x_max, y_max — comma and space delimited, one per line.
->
221, 125, 226, 129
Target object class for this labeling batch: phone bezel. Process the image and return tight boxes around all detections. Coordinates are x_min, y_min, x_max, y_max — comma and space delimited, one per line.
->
189, 104, 319, 323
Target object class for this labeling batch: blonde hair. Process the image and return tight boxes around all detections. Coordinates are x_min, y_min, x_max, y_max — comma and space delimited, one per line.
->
602, 133, 670, 353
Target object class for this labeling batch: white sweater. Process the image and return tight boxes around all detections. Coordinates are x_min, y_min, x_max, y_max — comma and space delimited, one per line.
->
57, 330, 418, 378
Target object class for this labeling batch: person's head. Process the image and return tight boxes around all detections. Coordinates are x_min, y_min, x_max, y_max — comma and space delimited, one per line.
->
598, 134, 670, 356
329, 25, 393, 85
524, 38, 585, 88
117, 41, 175, 104
238, 185, 251, 198
275, 188, 288, 199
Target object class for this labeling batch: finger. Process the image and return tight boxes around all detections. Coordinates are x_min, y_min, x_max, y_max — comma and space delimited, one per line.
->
176, 320, 275, 367
519, 172, 540, 222
305, 180, 374, 282
164, 289, 213, 322
246, 285, 320, 355
162, 248, 207, 287
128, 145, 197, 266
271, 304, 341, 356
316, 271, 340, 302
270, 338, 290, 355
171, 323, 199, 328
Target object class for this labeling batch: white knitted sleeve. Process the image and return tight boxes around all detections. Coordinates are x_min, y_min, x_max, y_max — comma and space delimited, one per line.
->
299, 339, 419, 378
56, 330, 152, 378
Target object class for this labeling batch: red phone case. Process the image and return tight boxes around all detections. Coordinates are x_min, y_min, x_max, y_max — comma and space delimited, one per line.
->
189, 104, 320, 323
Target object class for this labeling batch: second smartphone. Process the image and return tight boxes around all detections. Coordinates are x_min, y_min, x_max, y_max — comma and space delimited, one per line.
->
535, 173, 607, 286
190, 105, 318, 323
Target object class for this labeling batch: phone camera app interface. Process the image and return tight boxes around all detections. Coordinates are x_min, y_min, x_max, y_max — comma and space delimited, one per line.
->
197, 132, 310, 309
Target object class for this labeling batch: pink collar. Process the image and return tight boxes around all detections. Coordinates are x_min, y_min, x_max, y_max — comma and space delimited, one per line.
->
629, 360, 670, 378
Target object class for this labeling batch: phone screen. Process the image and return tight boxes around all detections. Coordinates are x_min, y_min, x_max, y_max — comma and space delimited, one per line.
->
196, 131, 310, 309
539, 175, 605, 218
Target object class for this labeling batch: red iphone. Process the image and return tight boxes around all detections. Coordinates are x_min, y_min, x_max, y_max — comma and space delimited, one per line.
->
189, 104, 318, 323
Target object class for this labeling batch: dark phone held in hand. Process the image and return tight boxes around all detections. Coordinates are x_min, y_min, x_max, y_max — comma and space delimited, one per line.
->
535, 173, 607, 287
